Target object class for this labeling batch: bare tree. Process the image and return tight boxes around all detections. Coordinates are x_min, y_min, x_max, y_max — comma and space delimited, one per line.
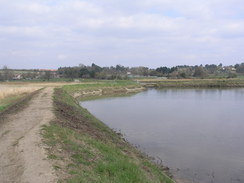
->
0, 72, 3, 81
44, 71, 51, 81
2, 65, 13, 81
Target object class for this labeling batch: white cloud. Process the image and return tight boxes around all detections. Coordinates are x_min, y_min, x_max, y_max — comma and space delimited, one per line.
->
114, 14, 180, 31
57, 54, 67, 60
0, 26, 47, 36
26, 3, 50, 14
1, 0, 244, 69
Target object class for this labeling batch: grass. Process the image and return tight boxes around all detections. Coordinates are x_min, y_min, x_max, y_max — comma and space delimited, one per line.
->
42, 123, 173, 183
0, 85, 41, 112
138, 78, 244, 88
62, 80, 139, 94
62, 80, 143, 102
41, 80, 174, 183
0, 95, 23, 112
237, 75, 244, 79
0, 85, 41, 100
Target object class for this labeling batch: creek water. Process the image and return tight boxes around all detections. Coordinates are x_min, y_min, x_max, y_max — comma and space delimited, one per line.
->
80, 88, 244, 183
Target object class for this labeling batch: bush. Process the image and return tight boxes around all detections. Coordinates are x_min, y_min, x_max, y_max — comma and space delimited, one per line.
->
227, 73, 237, 78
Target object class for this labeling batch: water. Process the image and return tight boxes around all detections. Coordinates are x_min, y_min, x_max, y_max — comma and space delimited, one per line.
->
80, 89, 244, 183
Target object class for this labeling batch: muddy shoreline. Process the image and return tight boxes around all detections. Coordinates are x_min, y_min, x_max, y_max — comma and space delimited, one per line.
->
72, 86, 145, 99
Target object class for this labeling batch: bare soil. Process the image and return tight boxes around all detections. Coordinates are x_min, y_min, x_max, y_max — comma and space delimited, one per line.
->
0, 87, 57, 183
53, 88, 125, 144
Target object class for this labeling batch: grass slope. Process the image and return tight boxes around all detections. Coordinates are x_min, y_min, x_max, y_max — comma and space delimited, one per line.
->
0, 84, 41, 112
62, 80, 140, 94
42, 80, 174, 183
139, 78, 244, 88
0, 89, 42, 115
0, 95, 22, 112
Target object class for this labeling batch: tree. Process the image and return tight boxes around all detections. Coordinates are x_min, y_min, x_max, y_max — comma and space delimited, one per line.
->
131, 67, 149, 76
80, 67, 91, 78
60, 67, 80, 80
2, 65, 13, 81
0, 73, 3, 81
218, 63, 223, 68
91, 63, 102, 73
44, 71, 51, 81
227, 73, 237, 78
205, 64, 218, 74
193, 66, 208, 78
236, 63, 244, 73
115, 65, 128, 73
156, 67, 171, 75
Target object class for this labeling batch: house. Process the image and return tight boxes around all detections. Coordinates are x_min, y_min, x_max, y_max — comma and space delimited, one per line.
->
12, 74, 22, 80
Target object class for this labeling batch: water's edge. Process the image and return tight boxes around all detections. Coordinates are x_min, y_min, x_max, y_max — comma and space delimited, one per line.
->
80, 88, 244, 183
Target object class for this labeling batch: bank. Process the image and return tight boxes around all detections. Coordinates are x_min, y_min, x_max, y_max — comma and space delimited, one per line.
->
139, 78, 244, 88
41, 80, 175, 183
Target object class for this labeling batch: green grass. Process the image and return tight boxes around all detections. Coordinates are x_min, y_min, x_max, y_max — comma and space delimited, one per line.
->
0, 103, 8, 111
0, 88, 42, 114
62, 80, 142, 102
139, 78, 244, 88
41, 81, 174, 183
42, 123, 173, 183
62, 80, 139, 94
237, 75, 244, 79
0, 95, 24, 112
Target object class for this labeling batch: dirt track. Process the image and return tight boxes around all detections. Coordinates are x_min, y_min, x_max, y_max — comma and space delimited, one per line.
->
0, 87, 57, 183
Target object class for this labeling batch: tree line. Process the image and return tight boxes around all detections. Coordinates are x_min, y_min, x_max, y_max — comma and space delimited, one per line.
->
1, 63, 244, 81
0, 66, 57, 81
58, 63, 244, 79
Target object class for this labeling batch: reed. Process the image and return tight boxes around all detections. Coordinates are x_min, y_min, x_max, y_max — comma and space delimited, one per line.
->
0, 85, 40, 100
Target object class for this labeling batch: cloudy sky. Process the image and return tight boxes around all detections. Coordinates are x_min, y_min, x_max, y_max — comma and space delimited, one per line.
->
0, 0, 244, 69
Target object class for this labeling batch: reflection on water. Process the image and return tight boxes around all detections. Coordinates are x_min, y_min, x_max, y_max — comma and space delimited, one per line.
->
80, 88, 244, 183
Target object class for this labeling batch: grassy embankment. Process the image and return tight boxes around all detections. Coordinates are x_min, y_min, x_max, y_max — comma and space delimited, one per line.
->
64, 80, 145, 101
41, 80, 174, 183
139, 78, 244, 88
0, 85, 41, 112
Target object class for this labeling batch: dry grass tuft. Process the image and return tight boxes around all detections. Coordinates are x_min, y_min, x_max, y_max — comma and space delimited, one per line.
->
0, 85, 41, 100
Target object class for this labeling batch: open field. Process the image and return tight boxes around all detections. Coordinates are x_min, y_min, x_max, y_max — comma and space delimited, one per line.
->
0, 84, 41, 112
0, 85, 41, 100
0, 81, 80, 112
0, 81, 75, 87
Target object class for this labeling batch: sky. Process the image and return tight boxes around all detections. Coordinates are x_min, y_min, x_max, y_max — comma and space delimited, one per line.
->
0, 0, 244, 69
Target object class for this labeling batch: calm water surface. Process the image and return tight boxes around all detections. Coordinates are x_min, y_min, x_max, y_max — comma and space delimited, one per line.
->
80, 89, 244, 183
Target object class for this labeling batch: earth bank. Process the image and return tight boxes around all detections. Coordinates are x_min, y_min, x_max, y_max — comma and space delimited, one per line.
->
42, 82, 175, 183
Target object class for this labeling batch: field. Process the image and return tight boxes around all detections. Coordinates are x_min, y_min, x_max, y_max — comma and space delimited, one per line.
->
0, 81, 77, 112
0, 85, 41, 100
0, 80, 127, 111
0, 84, 41, 112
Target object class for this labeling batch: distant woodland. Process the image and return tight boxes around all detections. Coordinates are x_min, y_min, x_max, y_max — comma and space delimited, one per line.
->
1, 63, 244, 81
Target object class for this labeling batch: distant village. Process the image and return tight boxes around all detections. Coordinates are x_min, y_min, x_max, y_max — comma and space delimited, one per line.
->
0, 68, 59, 81
0, 63, 244, 81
